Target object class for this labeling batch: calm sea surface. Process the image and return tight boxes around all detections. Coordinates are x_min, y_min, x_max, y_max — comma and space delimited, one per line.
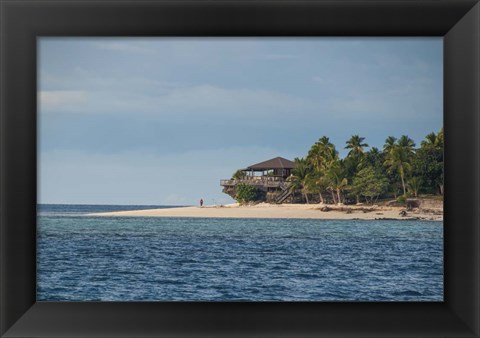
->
37, 204, 443, 301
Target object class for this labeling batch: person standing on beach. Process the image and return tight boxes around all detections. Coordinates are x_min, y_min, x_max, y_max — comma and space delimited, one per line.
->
200, 198, 203, 207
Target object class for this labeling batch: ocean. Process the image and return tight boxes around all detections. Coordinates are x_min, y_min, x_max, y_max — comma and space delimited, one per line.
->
37, 204, 443, 301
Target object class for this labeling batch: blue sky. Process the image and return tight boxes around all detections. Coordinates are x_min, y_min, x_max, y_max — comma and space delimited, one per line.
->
38, 37, 442, 205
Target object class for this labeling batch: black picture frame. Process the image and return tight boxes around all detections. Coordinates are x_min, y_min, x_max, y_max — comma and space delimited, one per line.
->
1, 0, 479, 337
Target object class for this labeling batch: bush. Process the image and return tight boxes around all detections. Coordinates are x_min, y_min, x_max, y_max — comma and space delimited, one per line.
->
396, 195, 407, 205
235, 183, 258, 205
231, 169, 246, 180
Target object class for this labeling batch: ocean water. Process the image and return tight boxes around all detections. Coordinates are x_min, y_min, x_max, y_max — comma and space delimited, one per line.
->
37, 204, 443, 301
37, 204, 178, 216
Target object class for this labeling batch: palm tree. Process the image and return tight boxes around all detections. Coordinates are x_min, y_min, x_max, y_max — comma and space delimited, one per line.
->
407, 177, 423, 198
326, 159, 348, 204
317, 136, 338, 162
383, 136, 397, 154
345, 135, 368, 204
421, 132, 438, 148
307, 143, 323, 174
303, 174, 320, 204
383, 135, 416, 196
365, 147, 384, 170
368, 146, 381, 158
421, 130, 443, 150
436, 128, 444, 194
289, 158, 313, 204
384, 144, 411, 195
397, 135, 416, 152
345, 135, 369, 158
437, 127, 444, 146
307, 136, 338, 171
314, 175, 329, 204
419, 132, 443, 192
306, 136, 339, 203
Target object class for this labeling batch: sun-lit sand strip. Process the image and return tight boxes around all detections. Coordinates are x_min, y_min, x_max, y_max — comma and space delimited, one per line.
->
88, 203, 443, 221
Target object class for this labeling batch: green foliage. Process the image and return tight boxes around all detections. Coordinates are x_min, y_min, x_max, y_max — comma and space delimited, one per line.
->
287, 130, 442, 204
289, 158, 314, 203
235, 183, 258, 205
383, 135, 416, 196
407, 176, 423, 197
326, 159, 349, 204
365, 147, 385, 173
344, 135, 369, 194
345, 134, 369, 158
412, 130, 444, 194
396, 195, 407, 205
307, 136, 338, 165
351, 166, 388, 204
225, 129, 443, 205
383, 136, 397, 153
231, 169, 246, 180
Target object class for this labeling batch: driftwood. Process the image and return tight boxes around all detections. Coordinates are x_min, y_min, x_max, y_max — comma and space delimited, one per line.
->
319, 206, 376, 213
418, 208, 443, 215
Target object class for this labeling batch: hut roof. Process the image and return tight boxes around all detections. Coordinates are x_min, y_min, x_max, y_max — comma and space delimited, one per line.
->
245, 157, 296, 171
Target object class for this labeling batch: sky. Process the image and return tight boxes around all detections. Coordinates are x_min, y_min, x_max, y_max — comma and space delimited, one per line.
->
38, 37, 443, 206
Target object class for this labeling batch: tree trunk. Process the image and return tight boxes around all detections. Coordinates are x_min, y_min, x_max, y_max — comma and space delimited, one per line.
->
331, 191, 337, 204
439, 184, 444, 195
318, 193, 324, 204
304, 192, 310, 204
356, 194, 360, 204
336, 188, 342, 205
400, 174, 406, 196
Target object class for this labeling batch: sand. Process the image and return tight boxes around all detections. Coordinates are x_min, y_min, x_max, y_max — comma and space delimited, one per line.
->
88, 203, 443, 221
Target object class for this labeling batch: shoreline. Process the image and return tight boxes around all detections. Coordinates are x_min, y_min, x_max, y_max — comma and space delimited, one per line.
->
88, 203, 443, 221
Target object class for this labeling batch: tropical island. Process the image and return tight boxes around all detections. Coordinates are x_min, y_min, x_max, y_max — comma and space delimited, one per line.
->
91, 130, 443, 221
222, 130, 444, 207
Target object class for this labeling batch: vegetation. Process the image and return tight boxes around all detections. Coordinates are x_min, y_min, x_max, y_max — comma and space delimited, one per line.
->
351, 166, 388, 204
288, 158, 314, 204
396, 195, 407, 206
231, 169, 246, 180
288, 129, 444, 205
235, 183, 258, 205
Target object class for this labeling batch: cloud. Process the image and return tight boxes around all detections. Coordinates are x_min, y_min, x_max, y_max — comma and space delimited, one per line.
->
259, 54, 298, 60
312, 76, 325, 84
328, 76, 441, 121
39, 90, 86, 110
41, 67, 184, 94
149, 85, 310, 117
91, 41, 152, 54
39, 84, 314, 119
39, 146, 296, 205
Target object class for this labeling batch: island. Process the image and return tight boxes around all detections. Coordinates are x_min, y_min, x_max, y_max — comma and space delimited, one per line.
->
90, 130, 444, 221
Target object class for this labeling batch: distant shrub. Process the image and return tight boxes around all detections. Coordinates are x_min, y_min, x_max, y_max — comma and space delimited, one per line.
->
235, 184, 258, 205
231, 169, 246, 180
396, 195, 407, 205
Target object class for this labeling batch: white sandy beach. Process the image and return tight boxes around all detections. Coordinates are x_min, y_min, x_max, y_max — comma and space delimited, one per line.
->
89, 203, 443, 221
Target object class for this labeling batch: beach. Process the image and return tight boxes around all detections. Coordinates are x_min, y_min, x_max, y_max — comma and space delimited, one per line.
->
89, 203, 443, 221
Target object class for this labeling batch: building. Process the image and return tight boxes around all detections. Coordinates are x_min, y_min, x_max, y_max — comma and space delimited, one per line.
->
220, 157, 296, 203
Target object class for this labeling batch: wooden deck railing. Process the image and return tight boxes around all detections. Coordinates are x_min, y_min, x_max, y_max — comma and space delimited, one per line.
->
220, 177, 285, 188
